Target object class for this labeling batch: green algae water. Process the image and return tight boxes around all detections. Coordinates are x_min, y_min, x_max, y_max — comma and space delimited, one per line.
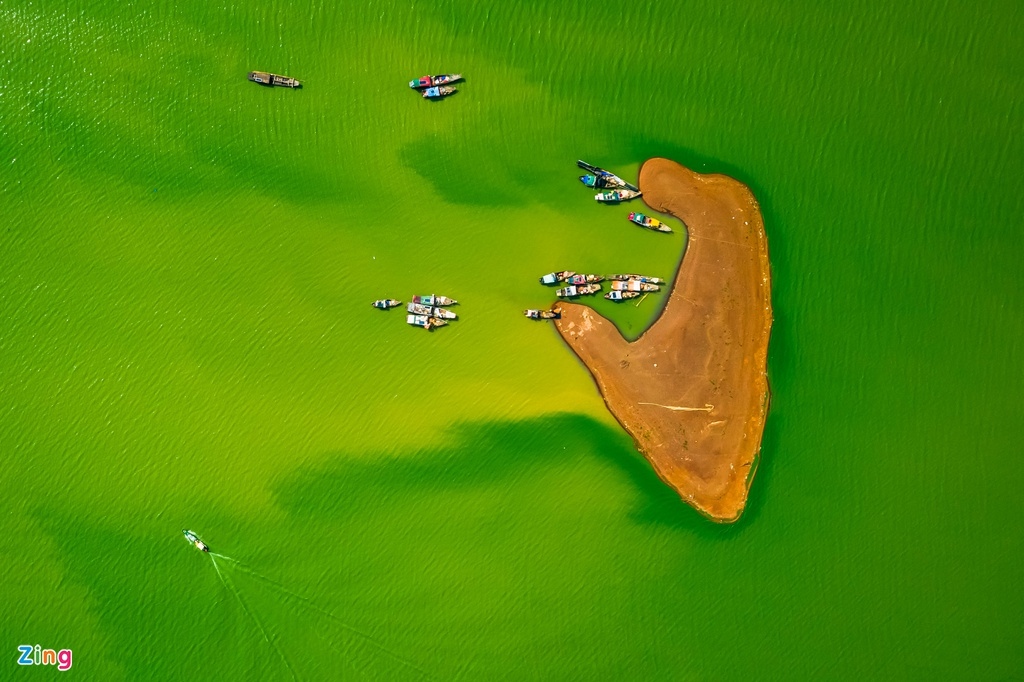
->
2, 0, 1022, 678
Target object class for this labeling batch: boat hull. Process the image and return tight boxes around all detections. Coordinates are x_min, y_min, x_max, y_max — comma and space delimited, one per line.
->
606, 291, 641, 301
628, 212, 672, 232
595, 189, 642, 203
410, 74, 463, 89
248, 71, 301, 88
423, 86, 457, 99
556, 284, 601, 298
524, 309, 560, 320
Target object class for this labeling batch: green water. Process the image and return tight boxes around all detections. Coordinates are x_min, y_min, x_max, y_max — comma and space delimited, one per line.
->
3, 0, 1022, 678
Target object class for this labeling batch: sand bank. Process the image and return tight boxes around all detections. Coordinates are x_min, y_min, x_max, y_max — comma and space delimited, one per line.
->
554, 158, 772, 522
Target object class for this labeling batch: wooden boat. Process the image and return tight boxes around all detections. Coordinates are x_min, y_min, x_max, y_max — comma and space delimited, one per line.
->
566, 274, 604, 285
539, 271, 575, 285
606, 272, 663, 282
611, 280, 660, 293
422, 86, 456, 99
410, 74, 463, 89
524, 309, 561, 320
580, 173, 629, 190
412, 294, 457, 307
595, 189, 642, 203
406, 314, 447, 330
577, 160, 639, 192
407, 302, 457, 320
372, 299, 402, 309
555, 283, 601, 298
628, 211, 672, 232
605, 291, 641, 301
248, 71, 301, 88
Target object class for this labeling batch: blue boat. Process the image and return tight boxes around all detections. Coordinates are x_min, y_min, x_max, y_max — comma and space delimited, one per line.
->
422, 86, 456, 99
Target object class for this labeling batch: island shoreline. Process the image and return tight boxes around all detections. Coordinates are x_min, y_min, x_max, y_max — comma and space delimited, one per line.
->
553, 158, 772, 522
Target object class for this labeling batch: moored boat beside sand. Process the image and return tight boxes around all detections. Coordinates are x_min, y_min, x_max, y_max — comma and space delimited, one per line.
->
628, 211, 672, 232
407, 302, 457, 320
413, 294, 457, 306
609, 274, 665, 284
577, 160, 639, 192
555, 283, 601, 298
596, 189, 642, 203
524, 309, 561, 320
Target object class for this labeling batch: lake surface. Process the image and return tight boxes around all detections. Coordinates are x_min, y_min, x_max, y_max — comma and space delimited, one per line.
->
2, 0, 1022, 678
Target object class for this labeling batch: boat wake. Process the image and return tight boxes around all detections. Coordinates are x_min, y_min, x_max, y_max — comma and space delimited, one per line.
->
210, 555, 298, 680
208, 553, 433, 680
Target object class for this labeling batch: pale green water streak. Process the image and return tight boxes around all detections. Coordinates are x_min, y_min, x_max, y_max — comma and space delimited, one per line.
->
2, 0, 1022, 678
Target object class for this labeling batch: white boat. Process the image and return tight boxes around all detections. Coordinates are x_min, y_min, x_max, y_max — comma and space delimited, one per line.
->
406, 314, 447, 330
407, 302, 457, 320
413, 294, 457, 307
182, 530, 209, 552
611, 280, 660, 293
595, 189, 641, 203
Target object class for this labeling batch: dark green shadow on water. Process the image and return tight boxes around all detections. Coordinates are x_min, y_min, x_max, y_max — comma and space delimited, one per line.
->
273, 412, 771, 539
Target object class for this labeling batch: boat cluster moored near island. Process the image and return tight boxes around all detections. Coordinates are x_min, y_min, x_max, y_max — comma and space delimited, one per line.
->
528, 269, 665, 313
373, 294, 459, 331
573, 160, 676, 233
409, 74, 462, 99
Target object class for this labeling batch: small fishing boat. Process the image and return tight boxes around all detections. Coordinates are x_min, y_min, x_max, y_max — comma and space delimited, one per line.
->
409, 74, 463, 89
372, 299, 402, 309
608, 274, 665, 284
579, 173, 630, 190
422, 86, 456, 99
566, 274, 604, 285
539, 271, 575, 285
605, 290, 641, 301
577, 160, 639, 192
595, 189, 642, 203
628, 211, 672, 232
407, 302, 457, 320
524, 309, 561, 320
611, 280, 660, 293
248, 71, 301, 88
413, 294, 457, 307
556, 283, 601, 298
406, 314, 447, 330
182, 530, 209, 552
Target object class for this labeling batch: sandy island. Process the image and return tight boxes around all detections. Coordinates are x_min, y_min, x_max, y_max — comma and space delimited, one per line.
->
554, 158, 772, 522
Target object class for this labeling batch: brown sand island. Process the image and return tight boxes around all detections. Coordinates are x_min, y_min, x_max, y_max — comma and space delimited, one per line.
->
555, 158, 772, 522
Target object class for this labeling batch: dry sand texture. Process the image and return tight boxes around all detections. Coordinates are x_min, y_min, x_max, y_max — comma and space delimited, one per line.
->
554, 158, 772, 522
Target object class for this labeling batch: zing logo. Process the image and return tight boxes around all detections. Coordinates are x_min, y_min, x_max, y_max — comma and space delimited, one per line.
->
17, 646, 72, 671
